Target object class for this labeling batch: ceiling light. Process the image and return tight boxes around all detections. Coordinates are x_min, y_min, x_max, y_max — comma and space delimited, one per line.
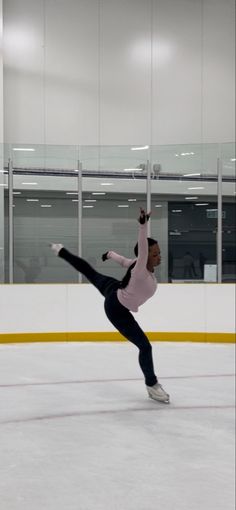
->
195, 203, 209, 206
230, 158, 236, 162
131, 145, 149, 151
0, 183, 7, 187
185, 196, 198, 200
188, 187, 204, 190
13, 148, 35, 152
41, 205, 52, 208
22, 182, 38, 185
92, 192, 106, 195
13, 191, 21, 195
66, 192, 77, 195
183, 173, 201, 177
84, 199, 97, 202
83, 205, 94, 208
123, 168, 142, 172
118, 205, 129, 208
127, 198, 137, 202
100, 183, 114, 186
172, 209, 182, 212
26, 199, 39, 202
155, 204, 162, 208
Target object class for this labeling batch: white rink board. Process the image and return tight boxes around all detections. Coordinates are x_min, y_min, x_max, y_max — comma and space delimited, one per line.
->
0, 283, 235, 334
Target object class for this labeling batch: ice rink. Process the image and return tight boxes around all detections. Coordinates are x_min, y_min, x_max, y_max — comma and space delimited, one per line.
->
0, 341, 235, 510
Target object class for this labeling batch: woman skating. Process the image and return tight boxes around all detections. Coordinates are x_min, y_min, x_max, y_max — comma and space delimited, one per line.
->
51, 208, 169, 403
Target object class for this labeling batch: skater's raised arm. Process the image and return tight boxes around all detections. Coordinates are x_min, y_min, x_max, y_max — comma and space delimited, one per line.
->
132, 208, 151, 274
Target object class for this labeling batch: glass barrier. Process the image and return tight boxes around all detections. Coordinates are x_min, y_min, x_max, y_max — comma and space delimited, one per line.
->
80, 145, 149, 282
0, 143, 5, 283
11, 144, 79, 283
221, 142, 236, 282
151, 144, 219, 282
2, 142, 235, 283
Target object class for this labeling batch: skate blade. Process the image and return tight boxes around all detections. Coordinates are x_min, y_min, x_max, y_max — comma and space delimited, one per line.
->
149, 395, 170, 404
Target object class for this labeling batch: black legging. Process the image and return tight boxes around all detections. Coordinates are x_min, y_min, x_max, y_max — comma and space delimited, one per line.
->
59, 248, 157, 387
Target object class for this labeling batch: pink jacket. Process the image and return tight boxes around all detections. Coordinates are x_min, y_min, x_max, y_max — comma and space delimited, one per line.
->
107, 223, 157, 312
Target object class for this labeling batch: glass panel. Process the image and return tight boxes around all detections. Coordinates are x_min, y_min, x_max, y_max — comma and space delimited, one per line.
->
11, 144, 79, 283
81, 145, 149, 282
0, 142, 5, 282
151, 144, 218, 283
221, 142, 236, 283
3, 142, 232, 284
3, 143, 11, 282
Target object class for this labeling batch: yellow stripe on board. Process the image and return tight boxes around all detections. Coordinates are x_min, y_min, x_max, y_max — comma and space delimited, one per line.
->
0, 332, 235, 343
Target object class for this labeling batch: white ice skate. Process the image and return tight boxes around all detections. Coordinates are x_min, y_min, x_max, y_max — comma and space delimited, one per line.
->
146, 382, 170, 403
50, 243, 64, 255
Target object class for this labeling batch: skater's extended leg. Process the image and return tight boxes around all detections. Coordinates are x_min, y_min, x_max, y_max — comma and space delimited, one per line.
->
104, 292, 157, 386
57, 247, 119, 297
104, 292, 169, 402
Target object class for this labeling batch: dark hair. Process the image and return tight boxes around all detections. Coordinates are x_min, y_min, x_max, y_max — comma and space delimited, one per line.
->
119, 237, 158, 289
134, 237, 157, 257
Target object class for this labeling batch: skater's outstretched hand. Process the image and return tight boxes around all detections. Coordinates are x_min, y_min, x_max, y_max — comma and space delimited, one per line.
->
138, 208, 151, 224
101, 251, 109, 261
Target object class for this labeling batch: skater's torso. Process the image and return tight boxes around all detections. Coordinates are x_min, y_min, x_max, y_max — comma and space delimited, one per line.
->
107, 223, 157, 312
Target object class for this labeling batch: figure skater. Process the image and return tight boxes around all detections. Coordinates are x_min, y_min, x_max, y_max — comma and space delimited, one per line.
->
51, 208, 169, 403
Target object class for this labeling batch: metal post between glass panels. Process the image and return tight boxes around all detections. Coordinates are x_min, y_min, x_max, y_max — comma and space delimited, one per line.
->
8, 158, 13, 283
146, 159, 151, 237
217, 157, 222, 283
77, 160, 82, 283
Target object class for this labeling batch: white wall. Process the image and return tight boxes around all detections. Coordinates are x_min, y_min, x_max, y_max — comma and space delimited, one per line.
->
2, 0, 235, 146
0, 284, 235, 335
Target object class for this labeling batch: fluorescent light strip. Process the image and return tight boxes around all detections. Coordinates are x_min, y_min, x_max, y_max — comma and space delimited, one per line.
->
185, 196, 198, 200
41, 205, 52, 208
195, 203, 209, 206
131, 145, 149, 151
0, 183, 7, 187
188, 187, 204, 190
123, 168, 142, 172
22, 182, 38, 185
118, 205, 129, 208
92, 192, 106, 195
172, 209, 182, 212
84, 199, 96, 202
127, 199, 137, 202
155, 205, 162, 208
26, 199, 39, 202
100, 183, 114, 186
183, 173, 201, 177
66, 192, 77, 195
83, 205, 94, 208
13, 148, 35, 152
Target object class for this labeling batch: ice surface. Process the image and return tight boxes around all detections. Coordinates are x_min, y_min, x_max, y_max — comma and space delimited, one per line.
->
0, 341, 235, 510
